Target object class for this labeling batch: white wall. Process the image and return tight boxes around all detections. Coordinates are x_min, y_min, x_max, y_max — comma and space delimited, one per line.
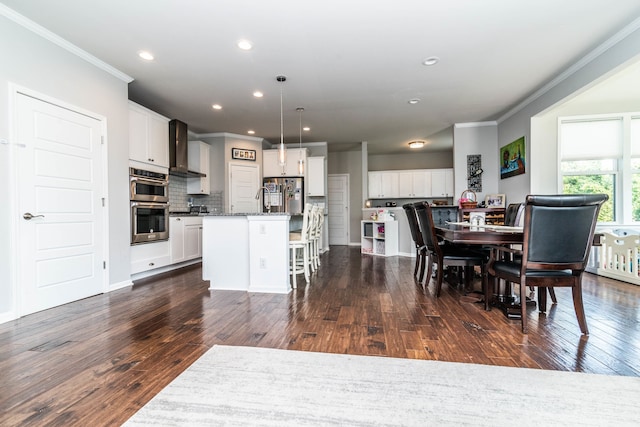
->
0, 14, 130, 321
453, 123, 499, 203
499, 23, 640, 199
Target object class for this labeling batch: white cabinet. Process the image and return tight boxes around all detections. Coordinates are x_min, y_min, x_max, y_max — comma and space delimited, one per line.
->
263, 148, 307, 177
170, 216, 203, 264
398, 170, 431, 198
187, 141, 210, 195
128, 102, 169, 168
131, 241, 171, 275
361, 220, 398, 256
431, 169, 454, 198
368, 171, 399, 198
306, 156, 325, 196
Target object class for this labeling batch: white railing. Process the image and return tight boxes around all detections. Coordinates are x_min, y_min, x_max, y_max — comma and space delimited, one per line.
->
590, 230, 640, 286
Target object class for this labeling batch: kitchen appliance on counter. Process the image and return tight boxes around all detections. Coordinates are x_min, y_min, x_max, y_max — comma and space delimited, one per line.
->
130, 167, 170, 244
261, 177, 304, 214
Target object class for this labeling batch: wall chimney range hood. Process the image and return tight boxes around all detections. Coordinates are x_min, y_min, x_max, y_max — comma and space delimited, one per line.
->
168, 119, 206, 178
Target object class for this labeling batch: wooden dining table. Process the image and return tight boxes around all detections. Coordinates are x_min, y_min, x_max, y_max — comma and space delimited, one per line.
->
434, 223, 527, 317
435, 223, 603, 318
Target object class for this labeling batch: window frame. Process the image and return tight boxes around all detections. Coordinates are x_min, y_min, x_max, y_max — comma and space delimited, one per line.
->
558, 112, 640, 225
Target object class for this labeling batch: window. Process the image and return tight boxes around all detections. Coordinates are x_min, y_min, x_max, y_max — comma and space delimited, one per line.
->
560, 114, 640, 224
632, 117, 640, 221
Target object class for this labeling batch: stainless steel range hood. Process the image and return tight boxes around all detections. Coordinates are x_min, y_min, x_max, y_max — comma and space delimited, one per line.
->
168, 119, 206, 178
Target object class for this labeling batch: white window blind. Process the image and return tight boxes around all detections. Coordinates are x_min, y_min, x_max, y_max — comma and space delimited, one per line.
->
560, 119, 622, 160
631, 117, 640, 157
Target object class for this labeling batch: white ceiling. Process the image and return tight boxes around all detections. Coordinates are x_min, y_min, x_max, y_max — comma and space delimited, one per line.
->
3, 0, 640, 154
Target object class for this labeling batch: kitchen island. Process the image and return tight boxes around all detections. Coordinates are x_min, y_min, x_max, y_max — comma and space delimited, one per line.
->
202, 213, 291, 293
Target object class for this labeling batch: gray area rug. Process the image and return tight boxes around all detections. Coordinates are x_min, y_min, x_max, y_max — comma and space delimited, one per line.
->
124, 345, 640, 426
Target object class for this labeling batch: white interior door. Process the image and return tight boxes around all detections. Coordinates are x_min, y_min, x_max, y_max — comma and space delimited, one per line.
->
15, 92, 105, 316
229, 163, 259, 213
328, 174, 349, 245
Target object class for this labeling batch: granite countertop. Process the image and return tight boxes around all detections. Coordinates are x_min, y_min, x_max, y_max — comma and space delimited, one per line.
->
201, 212, 290, 217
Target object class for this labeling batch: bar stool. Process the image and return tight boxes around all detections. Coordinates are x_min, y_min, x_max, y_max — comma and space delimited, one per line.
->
289, 203, 312, 289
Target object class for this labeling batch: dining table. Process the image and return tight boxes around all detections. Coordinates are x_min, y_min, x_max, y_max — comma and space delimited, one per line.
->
435, 222, 603, 319
434, 222, 525, 317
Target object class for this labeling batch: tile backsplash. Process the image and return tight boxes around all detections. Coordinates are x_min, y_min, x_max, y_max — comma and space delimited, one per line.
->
168, 175, 223, 212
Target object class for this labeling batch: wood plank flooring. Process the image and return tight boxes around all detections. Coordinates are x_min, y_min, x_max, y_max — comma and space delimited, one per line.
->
1, 246, 639, 426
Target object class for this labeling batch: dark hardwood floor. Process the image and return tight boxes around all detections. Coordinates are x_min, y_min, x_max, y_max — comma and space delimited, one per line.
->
1, 246, 639, 426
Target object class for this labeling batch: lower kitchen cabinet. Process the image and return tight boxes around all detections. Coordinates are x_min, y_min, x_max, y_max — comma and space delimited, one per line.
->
170, 216, 203, 264
130, 241, 171, 275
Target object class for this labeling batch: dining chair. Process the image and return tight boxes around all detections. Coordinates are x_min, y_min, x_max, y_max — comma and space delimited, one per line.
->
414, 202, 485, 297
403, 203, 427, 282
487, 194, 607, 334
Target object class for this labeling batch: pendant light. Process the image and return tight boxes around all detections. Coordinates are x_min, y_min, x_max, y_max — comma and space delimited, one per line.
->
296, 107, 304, 175
276, 75, 287, 170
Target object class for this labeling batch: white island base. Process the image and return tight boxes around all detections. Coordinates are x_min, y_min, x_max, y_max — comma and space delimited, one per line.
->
202, 214, 291, 293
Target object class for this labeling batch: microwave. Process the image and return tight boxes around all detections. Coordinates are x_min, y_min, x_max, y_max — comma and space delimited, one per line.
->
129, 167, 169, 203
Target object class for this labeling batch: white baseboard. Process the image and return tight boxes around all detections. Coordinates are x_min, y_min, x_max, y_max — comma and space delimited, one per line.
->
131, 258, 201, 282
109, 279, 133, 292
0, 310, 18, 325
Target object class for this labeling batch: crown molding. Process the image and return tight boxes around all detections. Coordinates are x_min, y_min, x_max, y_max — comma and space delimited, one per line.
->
0, 4, 133, 83
454, 121, 497, 128
497, 15, 640, 124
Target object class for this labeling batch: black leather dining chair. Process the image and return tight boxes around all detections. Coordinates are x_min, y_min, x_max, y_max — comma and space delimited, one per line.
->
414, 202, 485, 297
487, 194, 607, 334
403, 203, 427, 282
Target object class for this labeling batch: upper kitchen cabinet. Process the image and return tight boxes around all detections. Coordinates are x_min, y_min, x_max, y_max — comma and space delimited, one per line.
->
431, 168, 454, 198
187, 141, 210, 195
263, 148, 307, 177
306, 156, 325, 196
398, 170, 431, 198
128, 101, 169, 169
368, 171, 399, 198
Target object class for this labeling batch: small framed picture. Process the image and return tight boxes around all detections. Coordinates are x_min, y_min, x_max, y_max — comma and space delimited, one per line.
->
232, 148, 256, 161
485, 194, 506, 208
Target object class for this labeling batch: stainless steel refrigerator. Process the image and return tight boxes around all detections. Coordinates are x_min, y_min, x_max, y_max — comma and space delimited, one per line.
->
262, 177, 304, 214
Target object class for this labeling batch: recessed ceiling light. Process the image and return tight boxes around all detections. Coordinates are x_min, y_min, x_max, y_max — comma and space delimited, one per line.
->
138, 51, 154, 61
253, 91, 263, 98
409, 141, 425, 149
422, 56, 440, 66
212, 104, 222, 110
237, 40, 253, 50
247, 130, 255, 135
408, 98, 420, 105
303, 127, 310, 132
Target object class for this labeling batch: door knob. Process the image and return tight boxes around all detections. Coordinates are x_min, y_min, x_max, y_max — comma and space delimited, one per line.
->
23, 212, 45, 220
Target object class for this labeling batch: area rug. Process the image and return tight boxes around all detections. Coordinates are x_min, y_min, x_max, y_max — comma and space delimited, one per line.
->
123, 345, 639, 426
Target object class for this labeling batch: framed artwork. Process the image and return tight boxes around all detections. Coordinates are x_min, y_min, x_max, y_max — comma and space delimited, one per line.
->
232, 148, 256, 161
485, 193, 506, 208
500, 136, 526, 179
467, 154, 482, 192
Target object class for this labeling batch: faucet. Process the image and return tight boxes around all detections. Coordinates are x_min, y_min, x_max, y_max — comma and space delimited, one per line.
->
255, 186, 272, 213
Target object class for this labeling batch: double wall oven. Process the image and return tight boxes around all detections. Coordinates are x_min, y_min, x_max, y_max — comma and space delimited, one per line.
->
130, 167, 169, 244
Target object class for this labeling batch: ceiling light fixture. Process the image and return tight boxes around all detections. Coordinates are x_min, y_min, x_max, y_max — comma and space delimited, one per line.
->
303, 126, 310, 132
253, 91, 263, 98
138, 51, 154, 61
408, 98, 420, 105
276, 75, 287, 169
296, 107, 305, 175
422, 56, 440, 66
237, 40, 253, 50
247, 130, 255, 135
212, 104, 222, 110
409, 140, 425, 149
